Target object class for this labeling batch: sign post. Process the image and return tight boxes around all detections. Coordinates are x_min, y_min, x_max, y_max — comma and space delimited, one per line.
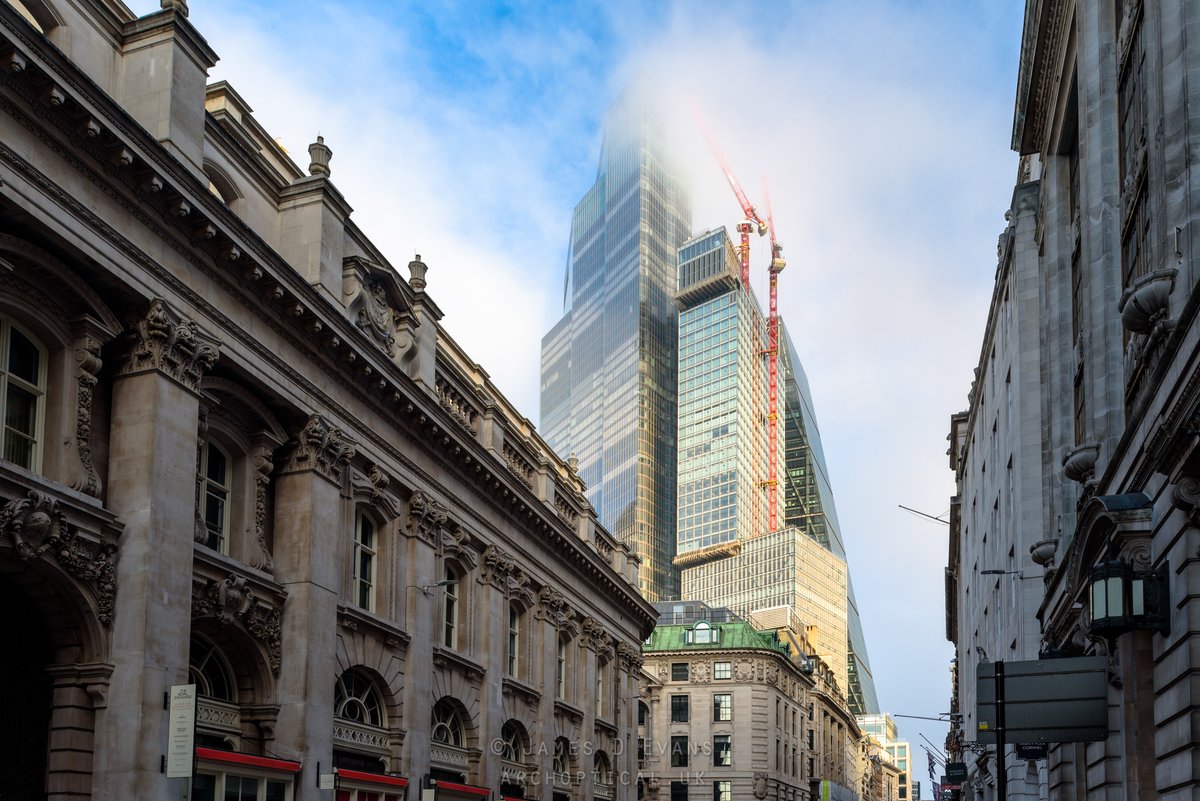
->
995, 661, 1006, 801
165, 684, 197, 779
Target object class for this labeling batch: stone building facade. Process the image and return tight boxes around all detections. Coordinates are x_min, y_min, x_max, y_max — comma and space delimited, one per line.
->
946, 0, 1200, 799
0, 1, 655, 800
638, 607, 865, 801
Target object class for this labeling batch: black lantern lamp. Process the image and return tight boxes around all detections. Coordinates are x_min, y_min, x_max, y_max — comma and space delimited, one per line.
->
1088, 559, 1169, 638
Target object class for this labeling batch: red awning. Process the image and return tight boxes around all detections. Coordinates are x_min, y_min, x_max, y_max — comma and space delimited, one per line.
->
194, 747, 301, 773
337, 768, 409, 788
434, 780, 491, 797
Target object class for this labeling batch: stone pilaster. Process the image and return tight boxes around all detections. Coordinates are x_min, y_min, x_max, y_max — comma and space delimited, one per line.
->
616, 643, 643, 801
96, 299, 218, 801
271, 414, 355, 801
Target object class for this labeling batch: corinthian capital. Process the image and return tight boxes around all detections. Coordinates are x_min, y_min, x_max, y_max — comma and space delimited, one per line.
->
281, 414, 357, 482
118, 298, 219, 392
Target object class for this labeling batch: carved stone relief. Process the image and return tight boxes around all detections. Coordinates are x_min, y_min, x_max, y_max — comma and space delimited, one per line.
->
69, 319, 104, 496
249, 431, 282, 571
581, 616, 614, 660
118, 298, 220, 392
616, 642, 643, 673
281, 414, 356, 483
0, 491, 116, 625
192, 573, 282, 675
406, 490, 447, 544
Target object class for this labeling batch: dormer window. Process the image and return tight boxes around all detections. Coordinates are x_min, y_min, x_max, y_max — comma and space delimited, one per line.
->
685, 621, 719, 644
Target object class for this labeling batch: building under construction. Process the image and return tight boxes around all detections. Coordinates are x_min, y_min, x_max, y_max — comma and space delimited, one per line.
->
671, 225, 879, 715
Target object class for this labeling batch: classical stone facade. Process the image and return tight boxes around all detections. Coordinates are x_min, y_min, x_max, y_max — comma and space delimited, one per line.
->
0, 2, 655, 800
947, 0, 1200, 799
639, 606, 868, 801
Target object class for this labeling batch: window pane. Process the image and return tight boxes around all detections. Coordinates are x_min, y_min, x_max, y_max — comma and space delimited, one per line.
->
206, 443, 227, 483
193, 773, 217, 801
3, 428, 33, 468
7, 327, 39, 384
265, 781, 287, 801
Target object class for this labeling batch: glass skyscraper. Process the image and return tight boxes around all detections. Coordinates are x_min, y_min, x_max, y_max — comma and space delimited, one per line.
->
539, 84, 691, 601
669, 227, 878, 715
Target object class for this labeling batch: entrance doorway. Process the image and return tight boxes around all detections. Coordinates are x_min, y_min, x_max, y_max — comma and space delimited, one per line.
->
0, 580, 52, 799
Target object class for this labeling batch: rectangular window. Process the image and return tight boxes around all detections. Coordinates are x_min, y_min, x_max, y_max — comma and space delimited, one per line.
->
713, 735, 731, 767
671, 782, 689, 801
713, 693, 732, 722
670, 736, 689, 768
442, 567, 459, 648
353, 514, 376, 612
671, 695, 690, 723
507, 606, 519, 676
713, 661, 731, 680
713, 781, 731, 801
671, 663, 689, 681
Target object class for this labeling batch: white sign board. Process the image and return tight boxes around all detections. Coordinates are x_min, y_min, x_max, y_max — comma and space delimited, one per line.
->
320, 773, 337, 790
166, 684, 197, 778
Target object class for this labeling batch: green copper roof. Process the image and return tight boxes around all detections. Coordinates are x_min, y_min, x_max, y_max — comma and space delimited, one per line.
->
644, 621, 792, 657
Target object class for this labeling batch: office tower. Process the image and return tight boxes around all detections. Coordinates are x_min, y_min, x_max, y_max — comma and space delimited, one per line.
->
670, 226, 878, 715
540, 84, 692, 601
674, 228, 780, 558
779, 327, 879, 715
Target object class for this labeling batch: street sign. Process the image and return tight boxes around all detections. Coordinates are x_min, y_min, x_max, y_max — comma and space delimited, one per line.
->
1016, 742, 1049, 760
977, 656, 1108, 743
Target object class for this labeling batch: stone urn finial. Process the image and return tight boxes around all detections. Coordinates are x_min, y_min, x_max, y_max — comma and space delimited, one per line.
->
308, 135, 332, 177
161, 0, 189, 16
568, 452, 579, 472
1030, 539, 1058, 570
408, 254, 428, 292
1062, 443, 1100, 485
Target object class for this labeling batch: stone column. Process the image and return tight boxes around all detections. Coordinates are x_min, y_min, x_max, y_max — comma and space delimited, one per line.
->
615, 644, 643, 801
477, 546, 514, 793
97, 299, 218, 801
401, 489, 447, 782
271, 415, 355, 801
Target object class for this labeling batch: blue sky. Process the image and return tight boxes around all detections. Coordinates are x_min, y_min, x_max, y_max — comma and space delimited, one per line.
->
128, 0, 1025, 790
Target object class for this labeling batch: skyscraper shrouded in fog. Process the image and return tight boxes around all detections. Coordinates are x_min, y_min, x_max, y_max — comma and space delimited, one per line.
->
540, 84, 691, 601
671, 225, 879, 715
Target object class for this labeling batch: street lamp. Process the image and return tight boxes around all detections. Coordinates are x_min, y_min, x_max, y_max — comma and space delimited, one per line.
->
1087, 559, 1169, 638
407, 579, 454, 596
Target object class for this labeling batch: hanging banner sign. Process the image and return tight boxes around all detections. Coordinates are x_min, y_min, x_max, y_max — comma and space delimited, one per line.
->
166, 684, 197, 778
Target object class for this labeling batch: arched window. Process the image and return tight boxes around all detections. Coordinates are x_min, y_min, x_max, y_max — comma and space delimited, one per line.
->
507, 604, 520, 676
442, 565, 459, 648
352, 511, 377, 611
189, 635, 234, 702
593, 752, 612, 787
553, 737, 570, 779
431, 699, 463, 747
334, 668, 385, 727
198, 439, 231, 553
499, 720, 525, 763
0, 319, 45, 471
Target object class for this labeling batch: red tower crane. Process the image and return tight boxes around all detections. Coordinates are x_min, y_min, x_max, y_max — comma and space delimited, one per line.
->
762, 182, 786, 533
693, 113, 767, 290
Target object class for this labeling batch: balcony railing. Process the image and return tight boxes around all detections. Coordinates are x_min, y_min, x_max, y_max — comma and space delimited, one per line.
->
196, 698, 241, 738
501, 759, 530, 785
333, 718, 390, 755
431, 743, 470, 771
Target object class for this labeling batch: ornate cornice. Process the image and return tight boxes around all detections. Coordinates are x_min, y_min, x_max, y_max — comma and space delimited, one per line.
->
280, 414, 356, 483
0, 491, 116, 625
118, 298, 220, 392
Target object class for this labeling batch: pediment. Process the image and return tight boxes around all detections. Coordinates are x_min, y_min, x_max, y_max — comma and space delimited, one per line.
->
342, 255, 415, 356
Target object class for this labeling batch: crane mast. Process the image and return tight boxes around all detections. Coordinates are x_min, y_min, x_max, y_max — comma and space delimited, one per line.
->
694, 109, 784, 535
763, 183, 785, 533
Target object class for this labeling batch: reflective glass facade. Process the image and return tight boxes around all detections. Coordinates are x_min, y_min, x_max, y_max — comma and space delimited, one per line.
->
778, 324, 878, 714
539, 84, 691, 601
675, 229, 773, 556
